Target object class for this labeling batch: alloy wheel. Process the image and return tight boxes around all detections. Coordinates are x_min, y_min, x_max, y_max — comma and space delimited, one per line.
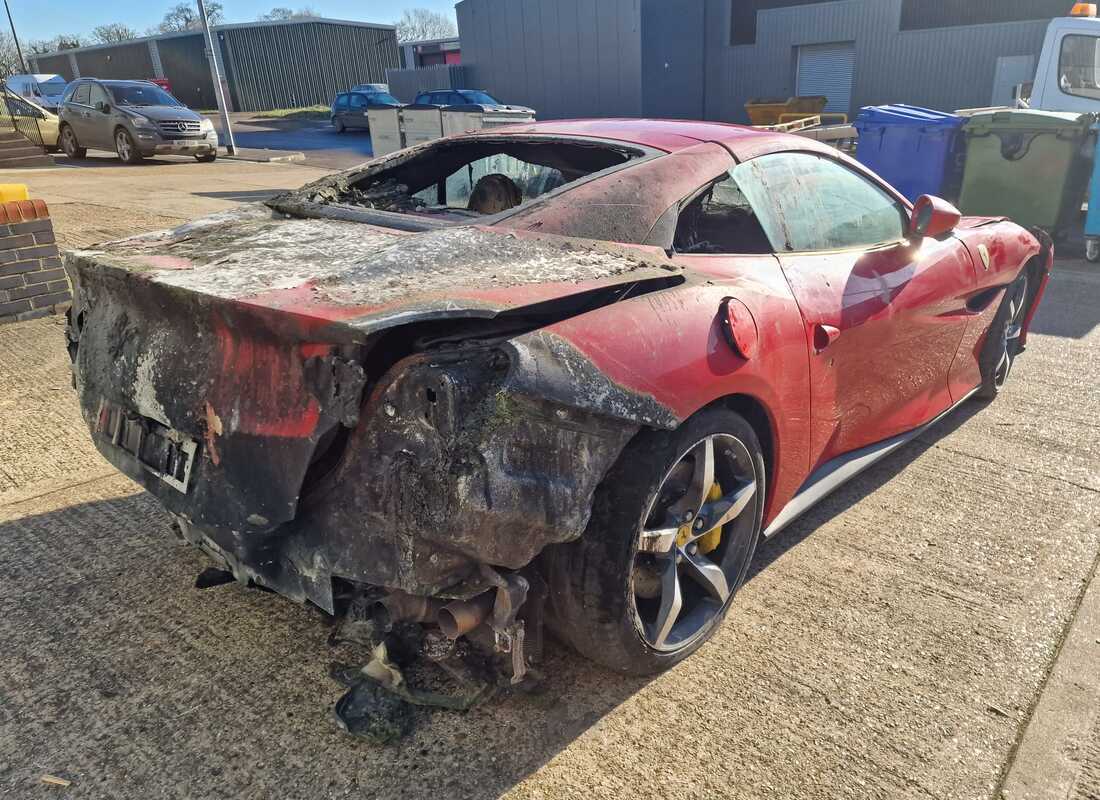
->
62, 128, 76, 156
631, 434, 760, 652
994, 275, 1029, 388
116, 131, 132, 161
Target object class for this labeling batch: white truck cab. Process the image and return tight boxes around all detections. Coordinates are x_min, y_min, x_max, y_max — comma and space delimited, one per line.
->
1026, 4, 1100, 113
5, 74, 68, 112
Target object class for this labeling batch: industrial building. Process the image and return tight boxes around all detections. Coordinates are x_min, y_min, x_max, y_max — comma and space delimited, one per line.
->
454, 0, 1074, 121
27, 17, 399, 113
400, 37, 462, 69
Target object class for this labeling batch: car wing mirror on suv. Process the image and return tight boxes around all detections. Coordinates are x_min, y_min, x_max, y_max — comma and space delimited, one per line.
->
95, 101, 111, 114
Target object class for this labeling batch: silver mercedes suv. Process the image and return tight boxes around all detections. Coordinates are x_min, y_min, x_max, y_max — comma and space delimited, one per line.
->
58, 79, 218, 164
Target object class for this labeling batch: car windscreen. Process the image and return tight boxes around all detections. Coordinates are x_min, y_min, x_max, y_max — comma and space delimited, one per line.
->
368, 92, 400, 105
107, 84, 181, 107
458, 90, 502, 105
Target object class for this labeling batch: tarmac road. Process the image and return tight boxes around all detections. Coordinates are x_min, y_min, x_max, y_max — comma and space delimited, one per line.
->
0, 164, 1098, 799
216, 116, 375, 170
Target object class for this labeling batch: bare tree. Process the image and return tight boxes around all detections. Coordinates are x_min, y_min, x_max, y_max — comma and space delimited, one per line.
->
0, 33, 24, 77
395, 8, 456, 42
27, 34, 85, 54
258, 6, 320, 21
159, 2, 224, 33
91, 23, 138, 43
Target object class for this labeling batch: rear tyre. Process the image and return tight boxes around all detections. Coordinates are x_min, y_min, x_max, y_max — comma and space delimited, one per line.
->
976, 272, 1030, 400
333, 118, 345, 133
543, 408, 765, 675
195, 152, 217, 163
60, 125, 86, 159
114, 129, 143, 164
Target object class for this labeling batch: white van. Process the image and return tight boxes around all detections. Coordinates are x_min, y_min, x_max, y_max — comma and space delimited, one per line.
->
5, 74, 69, 112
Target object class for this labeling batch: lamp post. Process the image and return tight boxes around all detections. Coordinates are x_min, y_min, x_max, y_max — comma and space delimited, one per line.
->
196, 0, 236, 155
3, 0, 26, 73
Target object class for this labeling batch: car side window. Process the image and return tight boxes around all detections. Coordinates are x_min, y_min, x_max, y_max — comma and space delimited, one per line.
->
72, 83, 91, 106
673, 171, 773, 255
349, 93, 367, 110
1060, 34, 1100, 98
88, 84, 110, 109
738, 152, 908, 252
334, 94, 349, 111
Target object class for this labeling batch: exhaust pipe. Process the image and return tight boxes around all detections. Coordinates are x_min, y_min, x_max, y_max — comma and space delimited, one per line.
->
372, 591, 444, 629
438, 592, 495, 639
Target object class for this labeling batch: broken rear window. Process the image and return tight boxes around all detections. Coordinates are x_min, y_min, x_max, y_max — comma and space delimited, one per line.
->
273, 137, 645, 226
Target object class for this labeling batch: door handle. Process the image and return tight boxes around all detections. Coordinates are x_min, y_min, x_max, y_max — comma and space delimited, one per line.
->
812, 323, 841, 353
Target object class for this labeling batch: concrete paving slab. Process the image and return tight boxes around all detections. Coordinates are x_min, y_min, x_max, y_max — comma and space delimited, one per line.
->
1000, 547, 1100, 799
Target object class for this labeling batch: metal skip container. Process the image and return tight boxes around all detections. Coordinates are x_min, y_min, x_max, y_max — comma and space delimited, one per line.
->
957, 109, 1095, 235
854, 104, 965, 202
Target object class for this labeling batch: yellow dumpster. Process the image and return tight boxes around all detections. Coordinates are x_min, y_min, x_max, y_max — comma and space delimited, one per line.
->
745, 96, 828, 126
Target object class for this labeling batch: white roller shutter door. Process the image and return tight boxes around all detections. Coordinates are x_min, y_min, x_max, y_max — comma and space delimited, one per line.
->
796, 42, 856, 115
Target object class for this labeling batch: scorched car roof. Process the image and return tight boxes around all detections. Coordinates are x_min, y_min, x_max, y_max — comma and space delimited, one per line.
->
491, 118, 806, 159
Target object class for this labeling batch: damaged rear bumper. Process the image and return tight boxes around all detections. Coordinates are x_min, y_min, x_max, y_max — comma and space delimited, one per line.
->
161, 340, 649, 612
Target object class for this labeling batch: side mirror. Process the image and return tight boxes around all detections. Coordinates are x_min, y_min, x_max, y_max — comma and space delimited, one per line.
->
95, 101, 111, 114
910, 195, 961, 240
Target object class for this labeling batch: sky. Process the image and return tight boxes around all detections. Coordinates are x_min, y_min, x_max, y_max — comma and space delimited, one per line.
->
6, 0, 458, 43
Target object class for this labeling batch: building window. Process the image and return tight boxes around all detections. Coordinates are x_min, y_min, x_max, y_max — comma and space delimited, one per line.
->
899, 0, 1071, 32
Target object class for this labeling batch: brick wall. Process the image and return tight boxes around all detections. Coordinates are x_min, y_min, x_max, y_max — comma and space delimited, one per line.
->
0, 200, 70, 325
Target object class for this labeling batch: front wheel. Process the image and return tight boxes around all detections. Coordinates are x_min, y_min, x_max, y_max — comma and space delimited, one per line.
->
1087, 238, 1100, 264
544, 408, 765, 675
60, 126, 86, 159
195, 152, 217, 163
114, 129, 143, 164
976, 273, 1030, 400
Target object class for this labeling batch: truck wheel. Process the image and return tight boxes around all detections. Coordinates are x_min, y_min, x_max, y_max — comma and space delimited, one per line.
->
1087, 238, 1100, 264
543, 408, 765, 675
976, 272, 1030, 401
60, 125, 86, 159
114, 129, 143, 164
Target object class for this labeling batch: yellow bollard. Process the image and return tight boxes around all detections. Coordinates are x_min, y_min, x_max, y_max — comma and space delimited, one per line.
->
0, 184, 29, 202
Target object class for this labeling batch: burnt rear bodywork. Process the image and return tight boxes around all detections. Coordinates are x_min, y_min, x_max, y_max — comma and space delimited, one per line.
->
65, 205, 684, 629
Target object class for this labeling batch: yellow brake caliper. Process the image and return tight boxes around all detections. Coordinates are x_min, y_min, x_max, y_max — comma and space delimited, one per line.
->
676, 482, 724, 555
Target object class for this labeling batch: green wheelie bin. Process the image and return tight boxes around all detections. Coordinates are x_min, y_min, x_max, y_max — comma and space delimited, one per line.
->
957, 109, 1095, 236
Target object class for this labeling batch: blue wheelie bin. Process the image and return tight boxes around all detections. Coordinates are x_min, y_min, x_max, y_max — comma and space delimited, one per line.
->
854, 105, 965, 203
1087, 123, 1100, 263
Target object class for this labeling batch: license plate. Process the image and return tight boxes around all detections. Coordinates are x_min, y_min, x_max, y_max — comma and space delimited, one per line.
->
96, 400, 198, 493
171, 140, 194, 147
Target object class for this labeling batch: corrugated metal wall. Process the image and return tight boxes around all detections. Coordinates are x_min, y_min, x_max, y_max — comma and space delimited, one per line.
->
456, 0, 643, 119
158, 35, 216, 110
28, 55, 74, 80
702, 0, 1050, 122
453, 0, 1051, 123
74, 41, 155, 81
219, 22, 400, 111
386, 65, 469, 103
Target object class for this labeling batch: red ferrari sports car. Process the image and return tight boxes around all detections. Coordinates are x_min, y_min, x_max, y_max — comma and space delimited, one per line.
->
65, 119, 1051, 680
